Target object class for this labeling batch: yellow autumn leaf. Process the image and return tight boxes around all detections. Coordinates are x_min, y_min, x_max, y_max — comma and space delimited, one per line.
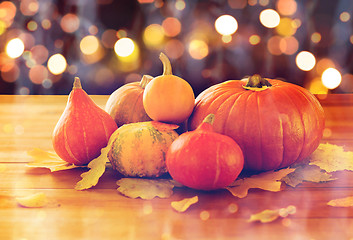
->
226, 168, 295, 198
248, 205, 296, 223
16, 192, 48, 208
27, 148, 81, 172
281, 165, 337, 187
116, 178, 175, 200
171, 196, 199, 212
327, 196, 353, 207
309, 143, 353, 172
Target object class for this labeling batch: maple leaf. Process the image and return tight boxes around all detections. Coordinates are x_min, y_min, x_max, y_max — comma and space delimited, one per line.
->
171, 196, 199, 212
282, 165, 337, 187
248, 205, 296, 223
327, 196, 353, 207
226, 168, 295, 198
116, 178, 176, 200
27, 148, 82, 172
74, 145, 109, 190
309, 143, 353, 172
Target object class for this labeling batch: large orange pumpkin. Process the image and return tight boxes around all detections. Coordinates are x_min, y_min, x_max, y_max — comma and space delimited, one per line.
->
188, 75, 325, 171
105, 75, 152, 127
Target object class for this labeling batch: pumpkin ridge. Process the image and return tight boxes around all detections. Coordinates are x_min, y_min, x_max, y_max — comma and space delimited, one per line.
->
63, 120, 81, 165
128, 89, 143, 124
223, 91, 248, 135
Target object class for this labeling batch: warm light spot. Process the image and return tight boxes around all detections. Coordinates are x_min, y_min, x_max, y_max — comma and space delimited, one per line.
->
162, 17, 181, 37
308, 77, 328, 94
259, 9, 280, 28
311, 32, 321, 43
20, 0, 39, 16
340, 12, 350, 22
316, 58, 335, 74
228, 0, 247, 9
60, 13, 80, 33
228, 203, 238, 213
248, 0, 257, 6
31, 45, 49, 65
249, 34, 261, 45
29, 65, 48, 84
54, 39, 64, 49
154, 0, 164, 8
47, 53, 67, 75
200, 210, 210, 221
138, 0, 154, 3
6, 38, 25, 58
215, 15, 238, 36
19, 87, 30, 95
323, 128, 332, 138
102, 29, 118, 48
80, 35, 99, 55
164, 39, 184, 59
42, 79, 53, 89
0, 20, 6, 35
292, 18, 302, 28
27, 20, 38, 31
321, 68, 342, 89
19, 32, 35, 49
222, 35, 232, 43
276, 0, 297, 16
41, 19, 51, 30
89, 25, 98, 35
143, 24, 165, 49
114, 37, 135, 57
279, 36, 298, 55
296, 51, 316, 71
143, 203, 153, 215
341, 74, 353, 93
1, 62, 19, 82
188, 39, 209, 60
276, 18, 297, 36
175, 0, 186, 11
116, 29, 127, 38
67, 65, 78, 75
0, 1, 17, 23
267, 36, 282, 55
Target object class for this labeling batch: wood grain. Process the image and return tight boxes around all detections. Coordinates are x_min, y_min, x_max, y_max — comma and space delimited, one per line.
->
1, 94, 353, 240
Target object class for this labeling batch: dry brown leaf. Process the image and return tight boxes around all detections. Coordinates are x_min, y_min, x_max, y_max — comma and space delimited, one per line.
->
226, 168, 295, 198
309, 143, 353, 172
282, 165, 336, 187
327, 196, 353, 207
171, 196, 199, 212
116, 178, 175, 200
27, 148, 81, 172
248, 205, 296, 223
16, 192, 48, 208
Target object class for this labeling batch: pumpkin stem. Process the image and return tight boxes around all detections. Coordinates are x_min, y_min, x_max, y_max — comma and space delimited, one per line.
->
203, 114, 215, 125
159, 52, 172, 75
73, 77, 82, 89
140, 75, 153, 89
244, 74, 272, 89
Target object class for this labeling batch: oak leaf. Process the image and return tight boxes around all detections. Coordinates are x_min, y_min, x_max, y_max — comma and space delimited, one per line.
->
171, 196, 199, 212
309, 143, 353, 172
282, 165, 336, 187
327, 196, 353, 207
27, 148, 81, 172
116, 178, 176, 200
248, 205, 296, 223
226, 168, 295, 198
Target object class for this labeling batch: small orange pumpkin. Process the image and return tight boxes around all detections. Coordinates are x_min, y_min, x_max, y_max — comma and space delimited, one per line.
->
105, 75, 152, 127
143, 53, 195, 124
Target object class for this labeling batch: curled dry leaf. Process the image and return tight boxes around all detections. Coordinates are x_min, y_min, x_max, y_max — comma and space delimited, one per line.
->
281, 165, 336, 187
226, 168, 295, 198
16, 192, 48, 208
248, 205, 296, 223
327, 196, 353, 207
116, 178, 176, 200
309, 143, 353, 172
27, 148, 82, 172
171, 196, 199, 212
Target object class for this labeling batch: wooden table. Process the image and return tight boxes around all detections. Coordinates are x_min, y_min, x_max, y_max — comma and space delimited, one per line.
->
1, 94, 353, 240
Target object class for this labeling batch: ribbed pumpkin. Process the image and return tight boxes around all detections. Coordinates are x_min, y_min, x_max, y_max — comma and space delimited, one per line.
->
108, 121, 179, 177
188, 74, 325, 171
105, 75, 153, 127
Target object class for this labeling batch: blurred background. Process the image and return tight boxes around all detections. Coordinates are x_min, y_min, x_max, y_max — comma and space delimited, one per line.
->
0, 0, 352, 96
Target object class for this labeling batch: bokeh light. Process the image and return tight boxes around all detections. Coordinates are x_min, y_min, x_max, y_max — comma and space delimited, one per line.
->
114, 37, 135, 57
29, 64, 48, 84
259, 9, 280, 28
296, 51, 316, 71
279, 36, 299, 55
30, 45, 49, 65
6, 38, 25, 58
340, 12, 350, 22
162, 17, 181, 37
249, 35, 261, 45
47, 53, 67, 75
164, 39, 184, 59
311, 32, 321, 43
188, 39, 209, 60
20, 0, 39, 16
276, 0, 297, 16
321, 68, 342, 89
276, 18, 297, 36
60, 13, 80, 33
215, 15, 238, 36
80, 35, 100, 55
143, 24, 165, 49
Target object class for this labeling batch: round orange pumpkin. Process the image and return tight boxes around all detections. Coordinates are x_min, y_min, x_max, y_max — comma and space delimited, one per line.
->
105, 75, 152, 127
188, 74, 325, 171
143, 53, 195, 124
